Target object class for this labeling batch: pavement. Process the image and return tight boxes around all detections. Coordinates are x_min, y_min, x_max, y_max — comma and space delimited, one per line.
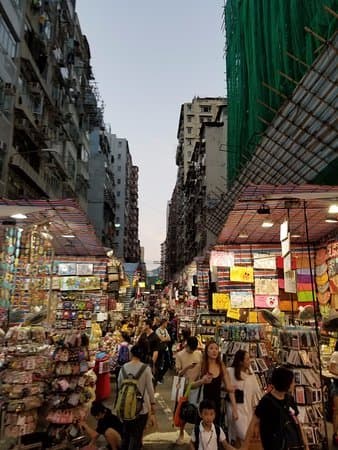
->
104, 369, 191, 450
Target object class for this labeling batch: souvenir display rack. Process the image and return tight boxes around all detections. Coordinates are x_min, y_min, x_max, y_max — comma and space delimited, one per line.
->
197, 312, 226, 344
274, 328, 325, 448
216, 323, 272, 392
46, 330, 95, 445
0, 325, 49, 440
177, 306, 197, 338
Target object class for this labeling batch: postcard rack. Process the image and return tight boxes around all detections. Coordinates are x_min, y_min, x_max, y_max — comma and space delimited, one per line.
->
274, 328, 326, 449
216, 323, 272, 392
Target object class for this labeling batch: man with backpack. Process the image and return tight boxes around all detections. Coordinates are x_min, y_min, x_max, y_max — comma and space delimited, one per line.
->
117, 344, 156, 450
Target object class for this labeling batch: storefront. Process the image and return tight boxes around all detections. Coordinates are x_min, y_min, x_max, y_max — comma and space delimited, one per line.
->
0, 198, 124, 447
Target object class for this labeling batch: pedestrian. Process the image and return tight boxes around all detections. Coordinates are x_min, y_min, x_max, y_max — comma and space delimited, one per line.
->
242, 366, 309, 450
155, 318, 171, 383
117, 344, 156, 450
138, 319, 161, 382
175, 336, 203, 445
177, 328, 192, 352
167, 311, 178, 368
189, 399, 236, 450
192, 340, 238, 426
80, 401, 122, 450
226, 349, 262, 447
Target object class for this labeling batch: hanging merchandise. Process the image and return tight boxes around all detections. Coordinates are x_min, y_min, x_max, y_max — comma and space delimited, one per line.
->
1, 325, 49, 439
46, 330, 95, 446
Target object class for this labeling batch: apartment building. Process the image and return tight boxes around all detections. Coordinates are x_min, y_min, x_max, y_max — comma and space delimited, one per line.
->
109, 134, 140, 262
0, 0, 101, 211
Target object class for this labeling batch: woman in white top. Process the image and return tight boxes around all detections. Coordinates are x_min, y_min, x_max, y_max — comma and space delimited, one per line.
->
226, 349, 262, 447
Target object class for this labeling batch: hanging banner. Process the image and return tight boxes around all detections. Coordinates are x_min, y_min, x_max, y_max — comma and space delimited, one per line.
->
255, 278, 279, 295
253, 253, 276, 270
255, 295, 279, 308
210, 251, 235, 268
230, 291, 254, 308
280, 220, 288, 241
281, 233, 290, 257
230, 266, 254, 283
212, 292, 230, 310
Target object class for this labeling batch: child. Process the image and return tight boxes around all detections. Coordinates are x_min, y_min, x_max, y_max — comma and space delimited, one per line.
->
190, 400, 235, 450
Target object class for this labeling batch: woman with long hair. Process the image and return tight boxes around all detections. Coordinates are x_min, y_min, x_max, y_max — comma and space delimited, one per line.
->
226, 349, 262, 448
192, 340, 238, 425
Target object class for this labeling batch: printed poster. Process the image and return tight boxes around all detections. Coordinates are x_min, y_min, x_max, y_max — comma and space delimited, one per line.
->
284, 270, 297, 293
227, 308, 240, 320
253, 253, 276, 270
281, 233, 290, 257
255, 295, 279, 308
255, 278, 279, 295
230, 266, 254, 283
212, 292, 230, 310
230, 291, 254, 308
280, 220, 289, 241
210, 251, 235, 268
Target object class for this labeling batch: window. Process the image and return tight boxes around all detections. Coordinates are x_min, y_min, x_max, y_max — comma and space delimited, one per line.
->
187, 127, 192, 134
117, 191, 120, 197
200, 105, 211, 113
118, 141, 122, 147
117, 153, 121, 159
116, 204, 120, 209
187, 104, 192, 111
117, 166, 121, 172
117, 178, 121, 184
0, 15, 17, 58
186, 138, 192, 146
187, 115, 193, 123
187, 151, 191, 157
115, 230, 119, 236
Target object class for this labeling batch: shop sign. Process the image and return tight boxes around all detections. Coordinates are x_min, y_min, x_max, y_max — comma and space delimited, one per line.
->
230, 266, 254, 283
212, 292, 230, 310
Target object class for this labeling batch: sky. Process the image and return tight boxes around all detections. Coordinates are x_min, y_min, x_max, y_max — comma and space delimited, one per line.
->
76, 1, 226, 269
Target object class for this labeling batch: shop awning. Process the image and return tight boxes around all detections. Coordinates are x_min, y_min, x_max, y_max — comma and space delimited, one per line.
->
217, 184, 338, 245
0, 198, 107, 256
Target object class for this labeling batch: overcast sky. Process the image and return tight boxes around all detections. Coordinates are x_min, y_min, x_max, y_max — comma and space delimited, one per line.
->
76, 1, 226, 269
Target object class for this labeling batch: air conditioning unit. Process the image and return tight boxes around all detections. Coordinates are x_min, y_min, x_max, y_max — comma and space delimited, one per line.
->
16, 118, 28, 128
4, 83, 16, 96
29, 82, 41, 95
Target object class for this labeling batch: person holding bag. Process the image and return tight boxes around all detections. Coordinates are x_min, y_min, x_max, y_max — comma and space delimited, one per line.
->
174, 336, 202, 445
226, 350, 262, 448
192, 340, 238, 427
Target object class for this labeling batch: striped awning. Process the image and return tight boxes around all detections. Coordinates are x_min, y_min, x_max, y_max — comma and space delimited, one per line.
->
0, 198, 107, 256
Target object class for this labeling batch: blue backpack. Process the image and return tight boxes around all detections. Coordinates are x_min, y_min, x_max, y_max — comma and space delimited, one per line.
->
117, 344, 130, 366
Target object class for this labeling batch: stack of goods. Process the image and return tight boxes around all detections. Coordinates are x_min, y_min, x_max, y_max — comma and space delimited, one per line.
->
217, 323, 272, 392
275, 328, 325, 447
46, 331, 96, 445
100, 330, 122, 373
197, 313, 226, 344
327, 243, 338, 308
1, 325, 49, 438
54, 292, 102, 330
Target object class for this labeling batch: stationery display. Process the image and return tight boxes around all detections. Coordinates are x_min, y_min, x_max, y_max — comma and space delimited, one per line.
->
197, 312, 226, 343
177, 306, 197, 338
54, 292, 102, 330
216, 323, 272, 392
273, 328, 325, 447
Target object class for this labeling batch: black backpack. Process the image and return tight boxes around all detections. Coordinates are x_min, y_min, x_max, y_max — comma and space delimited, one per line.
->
194, 423, 222, 450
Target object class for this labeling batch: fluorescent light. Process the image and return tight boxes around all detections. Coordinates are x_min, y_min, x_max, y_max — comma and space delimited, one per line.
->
325, 217, 338, 223
238, 233, 248, 238
328, 204, 338, 214
291, 234, 301, 238
62, 234, 75, 238
10, 213, 27, 219
262, 220, 274, 228
114, 223, 121, 228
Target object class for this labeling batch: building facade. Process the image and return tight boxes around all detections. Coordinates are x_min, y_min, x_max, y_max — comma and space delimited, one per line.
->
0, 0, 101, 211
166, 98, 226, 280
109, 133, 140, 262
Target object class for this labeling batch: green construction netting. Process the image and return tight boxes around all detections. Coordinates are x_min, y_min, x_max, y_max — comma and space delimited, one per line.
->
224, 0, 338, 187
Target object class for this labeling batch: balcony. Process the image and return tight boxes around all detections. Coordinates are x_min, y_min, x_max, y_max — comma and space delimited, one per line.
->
10, 153, 48, 195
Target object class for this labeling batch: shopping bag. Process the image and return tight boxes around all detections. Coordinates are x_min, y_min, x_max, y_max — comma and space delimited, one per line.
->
173, 383, 193, 427
171, 376, 185, 401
